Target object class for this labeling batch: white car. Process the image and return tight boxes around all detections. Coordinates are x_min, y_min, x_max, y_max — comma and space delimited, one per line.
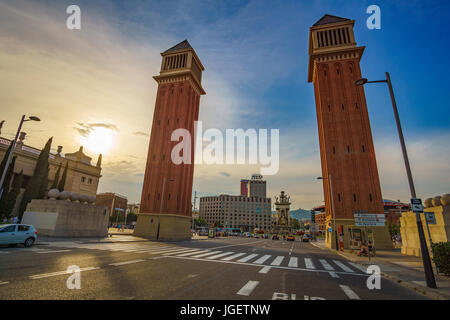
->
0, 224, 37, 247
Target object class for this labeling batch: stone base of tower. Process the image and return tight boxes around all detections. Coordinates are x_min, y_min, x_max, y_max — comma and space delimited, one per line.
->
133, 213, 191, 241
324, 218, 394, 250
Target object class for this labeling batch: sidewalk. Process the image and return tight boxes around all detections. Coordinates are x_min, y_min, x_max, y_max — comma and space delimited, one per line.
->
310, 239, 450, 300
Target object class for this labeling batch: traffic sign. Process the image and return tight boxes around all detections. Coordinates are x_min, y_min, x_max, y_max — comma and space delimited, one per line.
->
354, 213, 386, 226
424, 212, 436, 225
310, 224, 318, 232
411, 198, 424, 213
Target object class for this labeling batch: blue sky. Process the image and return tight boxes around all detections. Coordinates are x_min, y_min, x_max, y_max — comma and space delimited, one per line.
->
1, 0, 449, 209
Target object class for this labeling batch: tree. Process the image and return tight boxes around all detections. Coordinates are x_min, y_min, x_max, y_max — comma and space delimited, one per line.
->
18, 137, 52, 219
214, 221, 222, 228
194, 217, 207, 227
0, 143, 12, 179
0, 156, 17, 216
57, 162, 68, 192
0, 171, 23, 220
37, 164, 49, 199
50, 163, 62, 190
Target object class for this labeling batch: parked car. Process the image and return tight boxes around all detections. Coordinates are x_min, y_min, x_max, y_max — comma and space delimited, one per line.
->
271, 234, 279, 240
0, 224, 37, 247
262, 234, 269, 239
286, 234, 295, 241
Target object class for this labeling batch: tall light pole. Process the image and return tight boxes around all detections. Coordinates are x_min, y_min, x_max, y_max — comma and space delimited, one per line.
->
157, 177, 174, 240
317, 175, 338, 251
0, 115, 40, 199
356, 72, 437, 288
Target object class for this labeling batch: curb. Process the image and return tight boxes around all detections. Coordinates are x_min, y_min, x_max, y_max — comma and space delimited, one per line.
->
310, 241, 450, 300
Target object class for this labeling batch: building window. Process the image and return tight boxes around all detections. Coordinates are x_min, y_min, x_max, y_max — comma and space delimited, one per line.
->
88, 178, 92, 184
369, 193, 373, 202
355, 103, 358, 109
338, 193, 341, 202
81, 177, 86, 183
362, 145, 365, 152
353, 193, 357, 202
333, 146, 336, 154
347, 145, 350, 153
341, 104, 345, 111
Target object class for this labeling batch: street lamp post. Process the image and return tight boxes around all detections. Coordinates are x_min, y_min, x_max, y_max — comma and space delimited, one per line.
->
317, 175, 338, 251
355, 72, 437, 288
0, 115, 40, 199
157, 177, 174, 240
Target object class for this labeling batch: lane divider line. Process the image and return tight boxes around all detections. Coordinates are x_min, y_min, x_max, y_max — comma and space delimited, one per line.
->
29, 267, 99, 280
237, 280, 259, 296
109, 259, 146, 267
339, 285, 361, 300
259, 266, 271, 274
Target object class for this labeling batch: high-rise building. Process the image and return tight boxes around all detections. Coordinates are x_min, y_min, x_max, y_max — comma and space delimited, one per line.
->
308, 15, 392, 249
134, 40, 205, 240
199, 175, 272, 232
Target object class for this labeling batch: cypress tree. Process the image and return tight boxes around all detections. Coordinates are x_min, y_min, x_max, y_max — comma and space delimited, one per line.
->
50, 163, 62, 190
1, 170, 23, 220
0, 144, 13, 186
37, 164, 49, 199
18, 137, 52, 219
0, 156, 16, 216
57, 162, 68, 192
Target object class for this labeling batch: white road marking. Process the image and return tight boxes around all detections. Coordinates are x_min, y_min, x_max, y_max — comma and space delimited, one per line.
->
259, 266, 272, 274
253, 255, 272, 264
305, 258, 315, 269
329, 272, 339, 278
221, 252, 246, 261
319, 259, 335, 271
146, 248, 190, 255
36, 250, 72, 254
0, 281, 9, 285
237, 280, 259, 296
109, 259, 146, 266
237, 254, 258, 263
163, 249, 204, 256
206, 252, 235, 260
333, 260, 355, 273
29, 267, 99, 279
191, 251, 222, 258
270, 256, 284, 266
339, 285, 361, 300
348, 262, 367, 273
0, 251, 9, 254
288, 257, 298, 268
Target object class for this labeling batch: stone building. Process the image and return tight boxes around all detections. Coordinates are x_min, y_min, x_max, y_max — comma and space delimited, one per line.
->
0, 134, 102, 217
400, 194, 450, 257
96, 192, 128, 220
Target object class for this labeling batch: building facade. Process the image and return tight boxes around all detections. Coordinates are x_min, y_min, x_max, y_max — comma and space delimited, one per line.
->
0, 134, 102, 217
134, 40, 205, 240
96, 192, 128, 220
308, 14, 392, 249
199, 175, 272, 232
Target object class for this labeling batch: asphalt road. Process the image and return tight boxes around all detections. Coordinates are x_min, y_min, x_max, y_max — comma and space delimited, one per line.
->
0, 237, 427, 300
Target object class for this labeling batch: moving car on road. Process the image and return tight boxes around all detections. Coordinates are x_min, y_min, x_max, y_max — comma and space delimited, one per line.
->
286, 234, 295, 241
0, 224, 37, 247
301, 234, 311, 242
271, 234, 279, 240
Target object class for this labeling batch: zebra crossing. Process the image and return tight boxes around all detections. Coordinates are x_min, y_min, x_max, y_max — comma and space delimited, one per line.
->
159, 248, 366, 274
28, 241, 366, 275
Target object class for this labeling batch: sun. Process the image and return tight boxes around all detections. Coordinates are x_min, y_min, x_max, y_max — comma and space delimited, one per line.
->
82, 127, 115, 154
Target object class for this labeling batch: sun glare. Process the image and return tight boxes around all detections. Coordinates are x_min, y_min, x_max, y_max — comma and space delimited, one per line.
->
82, 127, 115, 154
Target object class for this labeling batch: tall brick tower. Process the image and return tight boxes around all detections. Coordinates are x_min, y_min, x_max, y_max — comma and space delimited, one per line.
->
134, 40, 205, 241
308, 15, 392, 249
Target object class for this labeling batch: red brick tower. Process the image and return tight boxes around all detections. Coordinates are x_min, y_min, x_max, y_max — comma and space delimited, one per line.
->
134, 40, 205, 240
308, 15, 392, 249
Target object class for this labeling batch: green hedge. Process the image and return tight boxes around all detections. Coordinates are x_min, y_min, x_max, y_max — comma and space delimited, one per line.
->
431, 242, 450, 276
